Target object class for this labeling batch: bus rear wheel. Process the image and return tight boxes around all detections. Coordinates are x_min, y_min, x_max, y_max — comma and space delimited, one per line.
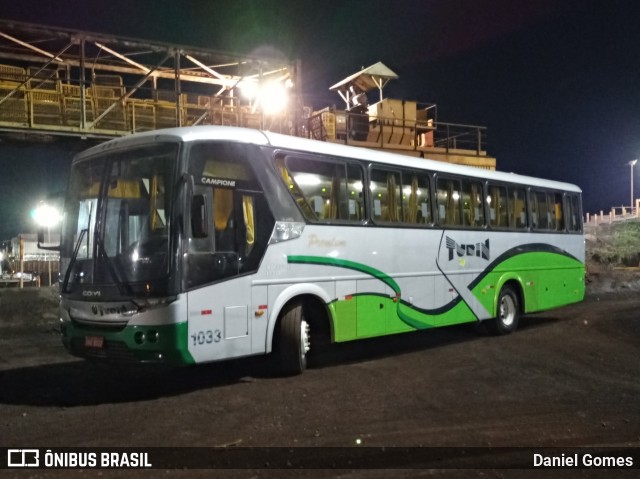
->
487, 285, 520, 335
276, 302, 310, 375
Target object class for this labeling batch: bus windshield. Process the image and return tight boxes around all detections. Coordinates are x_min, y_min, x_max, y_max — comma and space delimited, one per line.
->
61, 143, 178, 294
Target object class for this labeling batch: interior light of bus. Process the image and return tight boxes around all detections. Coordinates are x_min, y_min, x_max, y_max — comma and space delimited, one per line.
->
403, 187, 423, 196
269, 221, 305, 244
293, 174, 322, 186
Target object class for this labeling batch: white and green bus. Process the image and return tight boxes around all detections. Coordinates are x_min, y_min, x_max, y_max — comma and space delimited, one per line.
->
56, 126, 584, 373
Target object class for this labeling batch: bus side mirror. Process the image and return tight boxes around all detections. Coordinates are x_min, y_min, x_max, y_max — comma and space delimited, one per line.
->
191, 194, 208, 238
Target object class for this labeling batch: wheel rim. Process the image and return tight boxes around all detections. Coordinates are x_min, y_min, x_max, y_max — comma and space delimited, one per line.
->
499, 294, 516, 327
300, 319, 311, 356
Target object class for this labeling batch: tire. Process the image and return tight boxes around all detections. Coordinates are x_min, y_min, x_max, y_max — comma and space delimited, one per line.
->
276, 302, 310, 375
487, 285, 520, 335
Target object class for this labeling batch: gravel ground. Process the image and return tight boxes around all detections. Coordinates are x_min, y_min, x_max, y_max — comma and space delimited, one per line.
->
0, 267, 638, 479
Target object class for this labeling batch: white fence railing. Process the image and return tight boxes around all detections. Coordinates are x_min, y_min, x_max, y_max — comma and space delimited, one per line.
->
585, 199, 640, 226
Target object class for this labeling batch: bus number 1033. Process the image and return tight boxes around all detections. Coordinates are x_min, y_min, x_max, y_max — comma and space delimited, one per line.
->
191, 330, 222, 346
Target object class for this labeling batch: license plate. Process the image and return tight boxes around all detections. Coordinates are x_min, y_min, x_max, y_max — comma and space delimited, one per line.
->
84, 336, 104, 348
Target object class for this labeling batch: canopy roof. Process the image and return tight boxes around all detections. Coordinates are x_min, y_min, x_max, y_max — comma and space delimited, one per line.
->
329, 61, 398, 93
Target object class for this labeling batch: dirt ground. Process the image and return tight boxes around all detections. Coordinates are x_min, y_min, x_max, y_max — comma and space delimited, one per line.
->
0, 265, 639, 478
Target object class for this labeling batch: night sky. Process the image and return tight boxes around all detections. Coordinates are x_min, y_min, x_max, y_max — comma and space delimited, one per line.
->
1, 0, 640, 239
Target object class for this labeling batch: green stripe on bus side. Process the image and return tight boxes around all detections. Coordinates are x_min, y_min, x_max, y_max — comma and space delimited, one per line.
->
288, 248, 584, 341
287, 255, 401, 293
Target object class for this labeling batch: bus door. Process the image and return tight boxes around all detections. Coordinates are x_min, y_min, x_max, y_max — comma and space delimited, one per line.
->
185, 185, 262, 363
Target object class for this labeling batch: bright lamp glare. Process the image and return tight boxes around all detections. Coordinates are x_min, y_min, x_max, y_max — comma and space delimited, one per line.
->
34, 204, 61, 228
239, 79, 259, 100
239, 78, 290, 115
260, 81, 288, 115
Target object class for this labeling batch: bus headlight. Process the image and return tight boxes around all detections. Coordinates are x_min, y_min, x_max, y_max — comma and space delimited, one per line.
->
269, 221, 305, 244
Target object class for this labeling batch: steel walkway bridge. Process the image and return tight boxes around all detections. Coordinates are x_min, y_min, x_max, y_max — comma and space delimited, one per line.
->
0, 20, 494, 168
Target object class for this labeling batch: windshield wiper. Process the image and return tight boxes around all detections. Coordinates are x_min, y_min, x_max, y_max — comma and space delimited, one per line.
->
94, 231, 132, 296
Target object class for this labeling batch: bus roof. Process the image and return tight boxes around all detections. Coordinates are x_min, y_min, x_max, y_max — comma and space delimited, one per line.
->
76, 126, 582, 193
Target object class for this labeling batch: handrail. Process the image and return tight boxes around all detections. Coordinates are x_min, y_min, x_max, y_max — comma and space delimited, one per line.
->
304, 109, 488, 157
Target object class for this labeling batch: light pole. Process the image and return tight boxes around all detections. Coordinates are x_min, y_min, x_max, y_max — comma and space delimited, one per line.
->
630, 159, 638, 215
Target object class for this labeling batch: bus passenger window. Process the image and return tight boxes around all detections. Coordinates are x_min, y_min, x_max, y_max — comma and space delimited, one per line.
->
436, 177, 462, 226
487, 184, 508, 228
532, 190, 550, 230
534, 191, 543, 229
552, 193, 564, 231
346, 164, 365, 221
401, 172, 431, 225
462, 179, 485, 227
370, 169, 402, 223
566, 194, 582, 232
279, 156, 363, 223
510, 187, 528, 229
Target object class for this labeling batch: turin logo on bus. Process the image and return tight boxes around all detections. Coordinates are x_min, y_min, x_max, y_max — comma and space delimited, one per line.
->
446, 236, 490, 261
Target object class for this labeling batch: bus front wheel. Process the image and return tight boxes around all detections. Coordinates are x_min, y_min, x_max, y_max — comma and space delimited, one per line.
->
487, 285, 520, 335
276, 302, 310, 375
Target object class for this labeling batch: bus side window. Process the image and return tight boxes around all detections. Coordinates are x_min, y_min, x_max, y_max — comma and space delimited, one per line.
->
487, 184, 508, 228
280, 155, 362, 223
370, 168, 402, 223
401, 171, 431, 225
510, 187, 528, 229
531, 190, 549, 230
462, 179, 485, 227
552, 192, 564, 231
566, 194, 582, 232
346, 163, 365, 221
437, 177, 462, 226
